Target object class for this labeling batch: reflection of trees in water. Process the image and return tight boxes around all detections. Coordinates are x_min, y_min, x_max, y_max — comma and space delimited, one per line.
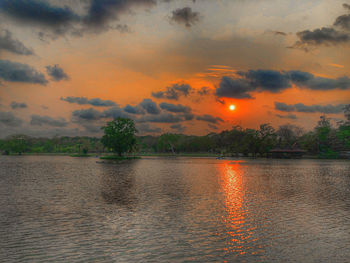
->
100, 161, 138, 208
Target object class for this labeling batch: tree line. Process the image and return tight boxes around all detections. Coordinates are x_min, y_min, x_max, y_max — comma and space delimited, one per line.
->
1, 106, 349, 158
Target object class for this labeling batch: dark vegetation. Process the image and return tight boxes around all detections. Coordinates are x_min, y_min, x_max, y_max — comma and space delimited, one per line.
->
1, 107, 349, 159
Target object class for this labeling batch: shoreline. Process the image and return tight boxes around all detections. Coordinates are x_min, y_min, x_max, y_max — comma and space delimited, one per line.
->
1, 152, 348, 160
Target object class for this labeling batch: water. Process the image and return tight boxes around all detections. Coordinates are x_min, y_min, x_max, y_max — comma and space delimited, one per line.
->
0, 156, 350, 262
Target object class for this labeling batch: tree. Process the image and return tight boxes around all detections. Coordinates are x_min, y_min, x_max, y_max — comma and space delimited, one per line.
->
157, 133, 181, 154
101, 118, 137, 156
337, 104, 350, 149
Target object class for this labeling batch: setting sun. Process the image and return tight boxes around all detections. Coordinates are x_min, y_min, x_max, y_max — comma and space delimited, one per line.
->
229, 104, 236, 111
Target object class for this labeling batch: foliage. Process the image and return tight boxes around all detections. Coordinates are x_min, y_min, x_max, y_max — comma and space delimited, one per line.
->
1, 106, 350, 159
101, 118, 137, 156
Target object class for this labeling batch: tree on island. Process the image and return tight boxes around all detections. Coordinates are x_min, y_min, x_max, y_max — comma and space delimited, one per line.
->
101, 118, 137, 156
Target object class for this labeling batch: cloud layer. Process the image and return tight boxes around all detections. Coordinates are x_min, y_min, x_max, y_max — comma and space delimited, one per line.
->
61, 96, 116, 107
275, 102, 347, 114
215, 70, 350, 99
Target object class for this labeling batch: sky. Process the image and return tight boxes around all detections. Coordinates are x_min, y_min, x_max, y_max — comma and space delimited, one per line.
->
0, 0, 349, 138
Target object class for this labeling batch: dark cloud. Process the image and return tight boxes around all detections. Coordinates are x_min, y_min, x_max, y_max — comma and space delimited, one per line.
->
123, 104, 145, 114
276, 114, 297, 119
197, 86, 211, 96
0, 29, 34, 55
0, 0, 160, 37
182, 112, 194, 121
239, 70, 291, 92
295, 27, 349, 46
46, 64, 69, 81
30, 115, 68, 127
159, 102, 191, 113
139, 99, 160, 114
152, 83, 192, 100
72, 108, 103, 120
137, 113, 182, 123
103, 106, 130, 119
196, 114, 224, 124
334, 15, 350, 30
72, 106, 130, 122
334, 4, 350, 30
10, 101, 27, 109
0, 0, 81, 36
215, 76, 254, 99
294, 4, 350, 48
61, 96, 116, 107
0, 60, 47, 84
170, 124, 186, 132
275, 102, 346, 114
170, 7, 200, 27
137, 123, 161, 133
0, 111, 23, 127
216, 70, 350, 99
84, 0, 155, 29
274, 102, 294, 112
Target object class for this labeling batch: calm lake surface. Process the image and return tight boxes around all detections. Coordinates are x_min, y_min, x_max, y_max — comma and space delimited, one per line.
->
0, 156, 350, 262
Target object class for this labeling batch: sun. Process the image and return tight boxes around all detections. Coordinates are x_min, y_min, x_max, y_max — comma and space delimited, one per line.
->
229, 104, 236, 111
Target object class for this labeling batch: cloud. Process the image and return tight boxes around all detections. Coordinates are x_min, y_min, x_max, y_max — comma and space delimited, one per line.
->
170, 7, 200, 27
10, 101, 27, 109
295, 27, 349, 46
215, 70, 350, 99
137, 123, 161, 134
239, 70, 291, 92
0, 111, 23, 127
137, 113, 182, 123
61, 96, 116, 107
152, 83, 192, 100
0, 0, 81, 36
0, 60, 47, 84
72, 106, 130, 122
0, 29, 33, 55
103, 106, 130, 119
196, 114, 224, 124
276, 114, 297, 119
159, 102, 191, 113
123, 104, 145, 114
170, 124, 186, 132
30, 115, 68, 127
274, 102, 295, 112
215, 76, 253, 99
293, 4, 350, 49
0, 0, 159, 37
139, 98, 160, 114
197, 86, 211, 96
275, 102, 346, 114
84, 0, 156, 30
46, 64, 69, 81
72, 108, 103, 120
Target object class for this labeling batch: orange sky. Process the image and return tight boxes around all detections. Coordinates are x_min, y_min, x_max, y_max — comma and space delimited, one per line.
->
0, 0, 349, 137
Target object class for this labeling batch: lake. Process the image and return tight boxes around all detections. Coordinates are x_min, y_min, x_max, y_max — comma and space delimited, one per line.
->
0, 156, 350, 262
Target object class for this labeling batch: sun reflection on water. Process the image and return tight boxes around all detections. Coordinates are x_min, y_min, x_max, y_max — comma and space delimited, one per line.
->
219, 161, 260, 257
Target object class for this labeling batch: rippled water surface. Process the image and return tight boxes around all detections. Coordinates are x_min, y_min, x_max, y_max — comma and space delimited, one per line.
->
1, 156, 350, 262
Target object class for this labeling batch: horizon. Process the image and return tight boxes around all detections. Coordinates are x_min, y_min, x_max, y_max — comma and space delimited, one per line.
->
1, 0, 350, 138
